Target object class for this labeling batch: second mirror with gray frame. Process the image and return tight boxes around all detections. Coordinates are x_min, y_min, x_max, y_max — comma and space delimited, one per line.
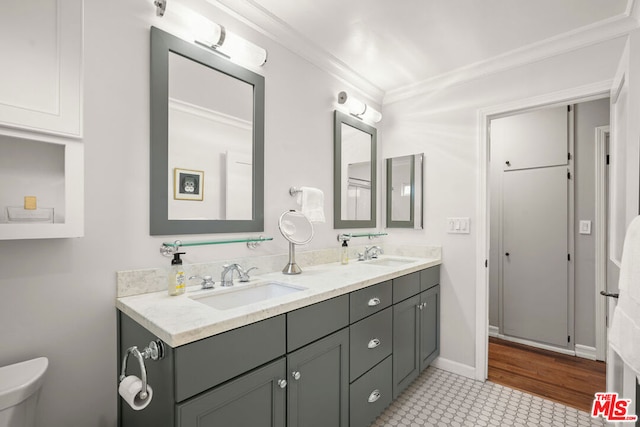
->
333, 110, 377, 229
386, 153, 423, 229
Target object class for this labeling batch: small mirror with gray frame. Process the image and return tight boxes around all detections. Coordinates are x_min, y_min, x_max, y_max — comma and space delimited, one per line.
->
149, 27, 265, 235
333, 110, 377, 229
386, 153, 423, 229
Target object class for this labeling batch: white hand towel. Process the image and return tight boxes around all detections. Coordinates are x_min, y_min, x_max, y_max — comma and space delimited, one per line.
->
296, 187, 325, 223
617, 215, 640, 303
609, 215, 640, 376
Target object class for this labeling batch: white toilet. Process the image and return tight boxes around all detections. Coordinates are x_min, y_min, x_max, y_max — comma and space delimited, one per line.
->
0, 358, 48, 427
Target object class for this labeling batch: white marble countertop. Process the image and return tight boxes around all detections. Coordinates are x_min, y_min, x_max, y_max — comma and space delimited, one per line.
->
116, 255, 441, 348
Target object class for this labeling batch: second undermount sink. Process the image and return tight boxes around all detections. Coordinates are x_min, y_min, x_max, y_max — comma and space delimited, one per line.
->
364, 257, 415, 267
190, 281, 307, 311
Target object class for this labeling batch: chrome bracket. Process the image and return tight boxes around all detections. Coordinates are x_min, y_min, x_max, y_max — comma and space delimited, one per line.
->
160, 240, 182, 257
154, 0, 166, 17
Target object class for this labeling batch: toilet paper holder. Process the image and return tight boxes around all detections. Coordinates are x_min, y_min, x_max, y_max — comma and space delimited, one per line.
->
119, 340, 164, 400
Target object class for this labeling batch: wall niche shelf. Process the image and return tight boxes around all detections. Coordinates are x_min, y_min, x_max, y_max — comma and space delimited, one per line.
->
0, 132, 84, 240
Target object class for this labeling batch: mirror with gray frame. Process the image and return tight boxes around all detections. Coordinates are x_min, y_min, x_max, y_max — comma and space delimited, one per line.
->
150, 26, 264, 235
333, 110, 377, 229
386, 153, 423, 229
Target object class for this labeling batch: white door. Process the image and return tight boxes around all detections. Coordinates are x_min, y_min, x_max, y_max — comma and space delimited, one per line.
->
605, 48, 627, 396
502, 166, 569, 347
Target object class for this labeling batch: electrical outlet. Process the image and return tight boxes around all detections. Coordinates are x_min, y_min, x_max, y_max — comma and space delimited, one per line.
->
579, 220, 591, 235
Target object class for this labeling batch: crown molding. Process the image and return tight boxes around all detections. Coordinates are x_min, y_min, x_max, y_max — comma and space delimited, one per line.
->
385, 1, 639, 104
206, 0, 385, 104
206, 0, 638, 107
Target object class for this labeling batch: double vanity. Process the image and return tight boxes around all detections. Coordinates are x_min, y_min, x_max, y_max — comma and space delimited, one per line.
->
117, 254, 441, 427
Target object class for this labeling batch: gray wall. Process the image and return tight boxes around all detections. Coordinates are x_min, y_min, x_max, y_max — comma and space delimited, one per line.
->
488, 97, 610, 349
574, 98, 610, 346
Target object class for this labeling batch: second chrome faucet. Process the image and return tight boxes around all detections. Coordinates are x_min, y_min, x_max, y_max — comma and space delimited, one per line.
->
220, 264, 258, 287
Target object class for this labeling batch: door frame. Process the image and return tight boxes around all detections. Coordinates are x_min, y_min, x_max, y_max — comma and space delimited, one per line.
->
595, 125, 610, 361
475, 80, 612, 381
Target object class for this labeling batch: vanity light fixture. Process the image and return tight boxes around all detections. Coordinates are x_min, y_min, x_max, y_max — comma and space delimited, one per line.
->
338, 91, 382, 123
195, 24, 267, 68
152, 0, 267, 68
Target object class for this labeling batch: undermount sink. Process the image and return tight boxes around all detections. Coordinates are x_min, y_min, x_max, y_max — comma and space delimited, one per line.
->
364, 257, 415, 267
190, 281, 307, 311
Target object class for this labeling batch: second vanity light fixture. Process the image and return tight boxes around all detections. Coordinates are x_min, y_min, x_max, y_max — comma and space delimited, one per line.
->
154, 0, 267, 68
338, 91, 382, 123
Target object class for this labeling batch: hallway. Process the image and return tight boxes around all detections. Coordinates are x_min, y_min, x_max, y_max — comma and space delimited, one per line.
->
488, 337, 606, 412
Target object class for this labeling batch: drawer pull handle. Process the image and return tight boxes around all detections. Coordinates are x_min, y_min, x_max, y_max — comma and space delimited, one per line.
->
368, 389, 381, 403
292, 371, 301, 381
278, 379, 287, 389
368, 297, 381, 307
368, 338, 381, 349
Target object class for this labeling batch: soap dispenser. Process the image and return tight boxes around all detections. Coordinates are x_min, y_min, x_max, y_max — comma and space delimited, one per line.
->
341, 240, 349, 265
168, 252, 186, 296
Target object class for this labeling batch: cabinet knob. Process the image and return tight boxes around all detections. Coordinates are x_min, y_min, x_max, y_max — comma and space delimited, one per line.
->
367, 338, 381, 349
368, 297, 381, 307
418, 303, 425, 310
368, 389, 381, 403
506, 160, 511, 166
277, 379, 287, 389
292, 371, 301, 381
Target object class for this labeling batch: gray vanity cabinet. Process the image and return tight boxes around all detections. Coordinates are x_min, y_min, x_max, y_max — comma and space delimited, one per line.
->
119, 266, 440, 427
286, 295, 350, 427
176, 358, 286, 427
287, 328, 350, 427
392, 266, 440, 399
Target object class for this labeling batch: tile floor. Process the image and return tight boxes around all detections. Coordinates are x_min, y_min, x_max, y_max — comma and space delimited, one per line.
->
372, 367, 606, 426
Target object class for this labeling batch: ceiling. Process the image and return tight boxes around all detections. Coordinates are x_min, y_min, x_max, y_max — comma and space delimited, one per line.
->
210, 0, 635, 101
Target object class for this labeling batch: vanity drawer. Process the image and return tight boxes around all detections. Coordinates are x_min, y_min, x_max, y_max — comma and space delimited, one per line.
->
392, 271, 420, 303
174, 314, 286, 402
287, 294, 349, 352
421, 265, 440, 292
350, 356, 393, 427
350, 280, 392, 323
350, 307, 392, 381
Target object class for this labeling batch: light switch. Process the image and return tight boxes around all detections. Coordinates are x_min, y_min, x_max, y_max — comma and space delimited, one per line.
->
579, 220, 591, 235
447, 217, 470, 234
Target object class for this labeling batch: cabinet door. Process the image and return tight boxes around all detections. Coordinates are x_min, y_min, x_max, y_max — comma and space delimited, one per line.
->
392, 294, 420, 399
176, 358, 286, 427
288, 328, 349, 427
0, 0, 83, 137
419, 285, 440, 371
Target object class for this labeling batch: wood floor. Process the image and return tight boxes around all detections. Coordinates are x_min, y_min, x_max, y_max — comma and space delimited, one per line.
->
488, 337, 606, 412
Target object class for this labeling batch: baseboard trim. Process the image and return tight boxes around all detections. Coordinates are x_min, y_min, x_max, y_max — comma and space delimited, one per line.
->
431, 356, 476, 380
489, 325, 499, 337
575, 344, 597, 361
490, 333, 575, 357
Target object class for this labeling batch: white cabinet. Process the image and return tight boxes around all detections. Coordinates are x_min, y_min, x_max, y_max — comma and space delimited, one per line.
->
0, 0, 84, 239
0, 0, 83, 137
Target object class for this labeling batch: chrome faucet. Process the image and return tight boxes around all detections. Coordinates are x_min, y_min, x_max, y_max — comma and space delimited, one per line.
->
364, 246, 384, 260
220, 264, 242, 287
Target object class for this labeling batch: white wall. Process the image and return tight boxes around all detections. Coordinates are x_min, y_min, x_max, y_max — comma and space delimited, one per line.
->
380, 36, 627, 370
0, 1, 380, 426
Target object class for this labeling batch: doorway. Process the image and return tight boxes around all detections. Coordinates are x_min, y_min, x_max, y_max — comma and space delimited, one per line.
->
489, 104, 574, 351
474, 81, 613, 382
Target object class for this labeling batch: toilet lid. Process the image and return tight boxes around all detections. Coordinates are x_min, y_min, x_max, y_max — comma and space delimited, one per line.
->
0, 357, 48, 411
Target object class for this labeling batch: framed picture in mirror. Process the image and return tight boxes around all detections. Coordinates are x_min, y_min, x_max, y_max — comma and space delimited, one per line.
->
174, 168, 204, 201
